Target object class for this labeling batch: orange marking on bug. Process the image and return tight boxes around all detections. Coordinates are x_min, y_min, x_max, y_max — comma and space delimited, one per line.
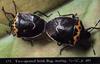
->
73, 20, 81, 45
12, 16, 18, 36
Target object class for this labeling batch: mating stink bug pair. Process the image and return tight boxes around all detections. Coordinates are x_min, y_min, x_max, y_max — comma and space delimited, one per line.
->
2, 0, 100, 55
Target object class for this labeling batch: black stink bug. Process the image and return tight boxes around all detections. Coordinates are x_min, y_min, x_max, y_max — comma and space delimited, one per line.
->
46, 11, 100, 55
2, 0, 51, 46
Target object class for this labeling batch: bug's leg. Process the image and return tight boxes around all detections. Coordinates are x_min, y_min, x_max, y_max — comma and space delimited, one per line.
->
29, 40, 34, 46
12, 0, 17, 15
60, 46, 67, 55
60, 46, 68, 55
86, 20, 100, 55
22, 38, 34, 46
59, 44, 73, 55
57, 11, 77, 18
57, 11, 61, 16
33, 11, 52, 17
91, 44, 96, 55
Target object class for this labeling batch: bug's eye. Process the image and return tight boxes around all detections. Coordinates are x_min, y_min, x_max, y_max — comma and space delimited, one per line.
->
9, 21, 13, 27
9, 22, 11, 26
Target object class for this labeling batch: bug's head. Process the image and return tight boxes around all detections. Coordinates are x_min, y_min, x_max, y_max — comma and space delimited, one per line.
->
10, 13, 19, 36
1, 0, 19, 36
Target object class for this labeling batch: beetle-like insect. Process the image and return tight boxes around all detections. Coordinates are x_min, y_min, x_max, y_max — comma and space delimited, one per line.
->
46, 11, 100, 55
2, 0, 51, 46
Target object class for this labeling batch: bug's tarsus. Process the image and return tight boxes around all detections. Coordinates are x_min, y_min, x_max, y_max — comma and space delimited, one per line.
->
12, 0, 17, 15
30, 40, 34, 46
93, 47, 96, 55
60, 46, 66, 55
59, 45, 69, 55
22, 38, 34, 46
33, 11, 52, 17
59, 44, 73, 55
91, 43, 96, 55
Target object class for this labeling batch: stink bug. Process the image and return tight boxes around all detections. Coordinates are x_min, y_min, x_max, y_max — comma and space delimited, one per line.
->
2, 0, 51, 46
46, 11, 100, 55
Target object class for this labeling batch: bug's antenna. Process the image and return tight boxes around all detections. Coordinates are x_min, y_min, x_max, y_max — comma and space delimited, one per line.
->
1, 6, 15, 22
87, 20, 100, 32
2, 6, 15, 35
2, 7, 11, 22
12, 0, 17, 15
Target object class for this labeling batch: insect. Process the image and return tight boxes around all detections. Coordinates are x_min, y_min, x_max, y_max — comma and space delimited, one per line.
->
46, 11, 100, 55
2, 0, 51, 46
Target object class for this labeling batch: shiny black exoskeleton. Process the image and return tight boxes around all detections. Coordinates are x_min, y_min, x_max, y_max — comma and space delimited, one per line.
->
2, 0, 50, 46
15, 13, 46, 38
46, 12, 100, 55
